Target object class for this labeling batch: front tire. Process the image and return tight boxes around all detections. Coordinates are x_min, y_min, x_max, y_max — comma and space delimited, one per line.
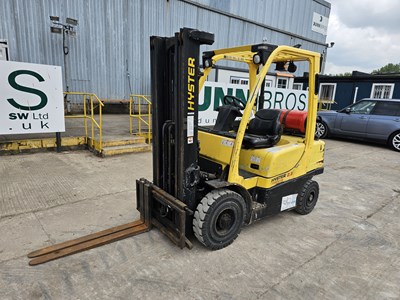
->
388, 131, 400, 152
315, 121, 329, 139
295, 180, 319, 215
193, 189, 246, 250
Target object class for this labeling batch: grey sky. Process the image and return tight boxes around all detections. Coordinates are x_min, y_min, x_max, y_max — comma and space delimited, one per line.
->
325, 0, 400, 74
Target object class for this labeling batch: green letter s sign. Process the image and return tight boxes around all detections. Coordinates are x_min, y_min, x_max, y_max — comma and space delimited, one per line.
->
7, 70, 48, 111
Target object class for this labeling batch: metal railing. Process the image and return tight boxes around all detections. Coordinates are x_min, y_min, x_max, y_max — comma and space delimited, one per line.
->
129, 94, 152, 142
64, 92, 104, 152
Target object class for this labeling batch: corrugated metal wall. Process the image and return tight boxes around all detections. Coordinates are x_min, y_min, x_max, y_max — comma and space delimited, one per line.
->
0, 0, 330, 100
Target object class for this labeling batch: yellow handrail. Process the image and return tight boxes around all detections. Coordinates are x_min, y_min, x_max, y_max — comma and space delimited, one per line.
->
64, 92, 104, 152
318, 98, 336, 111
129, 94, 152, 143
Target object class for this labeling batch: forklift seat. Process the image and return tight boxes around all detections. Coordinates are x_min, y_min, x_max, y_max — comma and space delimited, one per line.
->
242, 109, 282, 149
213, 105, 242, 131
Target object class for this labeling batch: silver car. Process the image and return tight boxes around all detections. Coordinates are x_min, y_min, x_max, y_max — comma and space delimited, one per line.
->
316, 98, 400, 152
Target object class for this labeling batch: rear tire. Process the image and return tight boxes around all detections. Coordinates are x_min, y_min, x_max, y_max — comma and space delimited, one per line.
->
193, 189, 246, 250
315, 121, 329, 139
295, 180, 319, 215
388, 131, 400, 152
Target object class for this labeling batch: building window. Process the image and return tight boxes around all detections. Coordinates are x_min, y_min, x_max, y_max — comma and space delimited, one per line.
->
230, 78, 240, 84
265, 80, 273, 88
0, 40, 9, 61
319, 83, 336, 102
276, 78, 288, 89
371, 83, 394, 99
230, 76, 248, 85
293, 83, 303, 90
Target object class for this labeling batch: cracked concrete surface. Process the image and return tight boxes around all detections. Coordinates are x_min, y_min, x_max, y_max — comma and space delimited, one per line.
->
0, 139, 399, 299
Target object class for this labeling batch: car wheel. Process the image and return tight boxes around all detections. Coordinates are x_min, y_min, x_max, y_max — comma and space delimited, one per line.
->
389, 131, 400, 152
193, 189, 246, 250
315, 121, 329, 139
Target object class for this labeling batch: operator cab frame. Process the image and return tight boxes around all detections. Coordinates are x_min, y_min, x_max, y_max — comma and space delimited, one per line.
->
197, 43, 323, 191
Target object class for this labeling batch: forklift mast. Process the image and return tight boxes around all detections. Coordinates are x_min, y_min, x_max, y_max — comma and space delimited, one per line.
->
150, 28, 214, 211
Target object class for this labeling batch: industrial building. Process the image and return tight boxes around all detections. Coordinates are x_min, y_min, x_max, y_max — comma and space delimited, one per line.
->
0, 0, 331, 109
295, 71, 400, 110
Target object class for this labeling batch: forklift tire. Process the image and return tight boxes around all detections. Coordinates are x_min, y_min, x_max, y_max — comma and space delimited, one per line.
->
193, 189, 246, 250
295, 180, 319, 215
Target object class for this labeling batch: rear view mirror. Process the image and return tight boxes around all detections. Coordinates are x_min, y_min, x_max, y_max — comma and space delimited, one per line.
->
345, 107, 351, 114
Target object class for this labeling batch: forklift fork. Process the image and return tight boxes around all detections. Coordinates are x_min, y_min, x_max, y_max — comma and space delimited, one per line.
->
27, 178, 192, 266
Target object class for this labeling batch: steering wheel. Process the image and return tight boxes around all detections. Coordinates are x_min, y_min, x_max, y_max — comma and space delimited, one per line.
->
223, 95, 246, 110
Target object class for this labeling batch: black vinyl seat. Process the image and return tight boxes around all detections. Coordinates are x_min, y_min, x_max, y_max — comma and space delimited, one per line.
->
242, 109, 282, 149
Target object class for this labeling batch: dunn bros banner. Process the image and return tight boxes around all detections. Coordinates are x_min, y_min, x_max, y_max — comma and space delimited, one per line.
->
199, 81, 308, 126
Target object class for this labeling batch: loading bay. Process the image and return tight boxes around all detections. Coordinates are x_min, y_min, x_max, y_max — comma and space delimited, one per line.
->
0, 139, 399, 299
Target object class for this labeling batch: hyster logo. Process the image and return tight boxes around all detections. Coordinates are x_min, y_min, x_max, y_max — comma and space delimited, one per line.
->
7, 70, 48, 110
187, 57, 195, 111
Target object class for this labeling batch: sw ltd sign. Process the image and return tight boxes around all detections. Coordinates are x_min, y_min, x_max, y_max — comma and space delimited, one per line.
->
0, 61, 65, 135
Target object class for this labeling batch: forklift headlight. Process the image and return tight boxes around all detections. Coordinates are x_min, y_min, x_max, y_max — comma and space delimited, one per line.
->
204, 59, 212, 68
253, 54, 261, 64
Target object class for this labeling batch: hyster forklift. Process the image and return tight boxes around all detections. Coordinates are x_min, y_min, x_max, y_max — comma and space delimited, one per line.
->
28, 28, 324, 265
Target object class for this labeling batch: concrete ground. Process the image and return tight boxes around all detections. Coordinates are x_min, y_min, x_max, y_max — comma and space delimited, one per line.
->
0, 139, 399, 299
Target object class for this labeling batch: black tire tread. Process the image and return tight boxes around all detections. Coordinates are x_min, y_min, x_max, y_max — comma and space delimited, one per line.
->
193, 189, 245, 250
295, 180, 319, 215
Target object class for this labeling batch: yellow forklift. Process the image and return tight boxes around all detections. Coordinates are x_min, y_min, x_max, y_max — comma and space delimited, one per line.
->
28, 28, 324, 265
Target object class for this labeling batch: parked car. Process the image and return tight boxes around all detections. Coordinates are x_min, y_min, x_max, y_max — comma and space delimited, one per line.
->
316, 98, 400, 152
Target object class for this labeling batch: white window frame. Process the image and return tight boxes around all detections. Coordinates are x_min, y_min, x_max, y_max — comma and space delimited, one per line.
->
230, 76, 248, 85
319, 83, 336, 103
276, 78, 288, 89
240, 78, 249, 85
265, 80, 273, 88
370, 83, 394, 99
292, 83, 303, 90
0, 39, 9, 61
229, 77, 240, 84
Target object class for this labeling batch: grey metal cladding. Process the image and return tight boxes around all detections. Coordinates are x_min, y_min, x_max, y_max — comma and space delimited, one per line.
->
0, 0, 330, 100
